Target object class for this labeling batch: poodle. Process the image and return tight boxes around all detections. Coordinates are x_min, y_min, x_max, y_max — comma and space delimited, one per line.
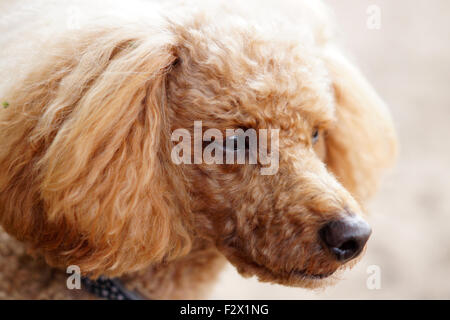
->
0, 0, 397, 299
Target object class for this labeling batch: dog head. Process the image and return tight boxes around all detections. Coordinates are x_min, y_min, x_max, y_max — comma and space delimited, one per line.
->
0, 5, 396, 287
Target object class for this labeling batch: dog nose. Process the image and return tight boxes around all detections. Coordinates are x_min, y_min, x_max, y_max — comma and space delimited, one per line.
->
319, 216, 372, 263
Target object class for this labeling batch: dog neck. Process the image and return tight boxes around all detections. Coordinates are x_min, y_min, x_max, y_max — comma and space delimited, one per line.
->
82, 276, 144, 300
117, 239, 226, 299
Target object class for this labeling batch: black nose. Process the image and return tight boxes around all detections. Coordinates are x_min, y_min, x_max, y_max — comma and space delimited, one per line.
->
319, 216, 372, 262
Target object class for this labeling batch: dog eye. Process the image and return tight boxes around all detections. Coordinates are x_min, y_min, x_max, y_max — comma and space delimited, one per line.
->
312, 128, 319, 144
224, 135, 249, 152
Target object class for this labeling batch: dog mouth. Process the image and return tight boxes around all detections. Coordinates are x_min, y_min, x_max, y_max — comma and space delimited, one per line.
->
220, 244, 339, 285
290, 268, 336, 280
242, 257, 338, 283
255, 262, 338, 285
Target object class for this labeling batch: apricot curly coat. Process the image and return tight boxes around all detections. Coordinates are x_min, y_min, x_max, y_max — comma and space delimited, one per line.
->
0, 0, 396, 299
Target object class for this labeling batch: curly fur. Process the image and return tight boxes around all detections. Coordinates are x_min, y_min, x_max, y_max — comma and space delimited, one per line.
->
0, 0, 396, 299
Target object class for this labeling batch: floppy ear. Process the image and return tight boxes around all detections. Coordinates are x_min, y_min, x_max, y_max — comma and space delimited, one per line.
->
0, 27, 191, 277
323, 46, 397, 203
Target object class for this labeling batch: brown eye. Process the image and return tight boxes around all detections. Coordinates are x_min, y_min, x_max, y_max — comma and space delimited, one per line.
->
312, 128, 319, 144
224, 134, 250, 152
224, 135, 240, 151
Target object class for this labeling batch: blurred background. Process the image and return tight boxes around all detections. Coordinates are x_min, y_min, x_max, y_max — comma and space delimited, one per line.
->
211, 0, 450, 299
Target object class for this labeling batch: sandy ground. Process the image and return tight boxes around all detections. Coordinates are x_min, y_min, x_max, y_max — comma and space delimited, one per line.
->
210, 0, 450, 299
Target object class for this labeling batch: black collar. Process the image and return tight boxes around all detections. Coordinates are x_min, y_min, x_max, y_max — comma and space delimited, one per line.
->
82, 276, 144, 300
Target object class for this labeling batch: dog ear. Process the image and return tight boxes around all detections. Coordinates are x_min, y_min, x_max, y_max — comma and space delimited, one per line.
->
0, 27, 191, 277
323, 46, 397, 203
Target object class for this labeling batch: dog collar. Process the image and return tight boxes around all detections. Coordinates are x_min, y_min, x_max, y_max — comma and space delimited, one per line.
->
82, 276, 144, 300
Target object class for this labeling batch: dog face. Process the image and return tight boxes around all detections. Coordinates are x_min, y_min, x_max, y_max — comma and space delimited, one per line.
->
0, 7, 396, 287
166, 19, 375, 287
